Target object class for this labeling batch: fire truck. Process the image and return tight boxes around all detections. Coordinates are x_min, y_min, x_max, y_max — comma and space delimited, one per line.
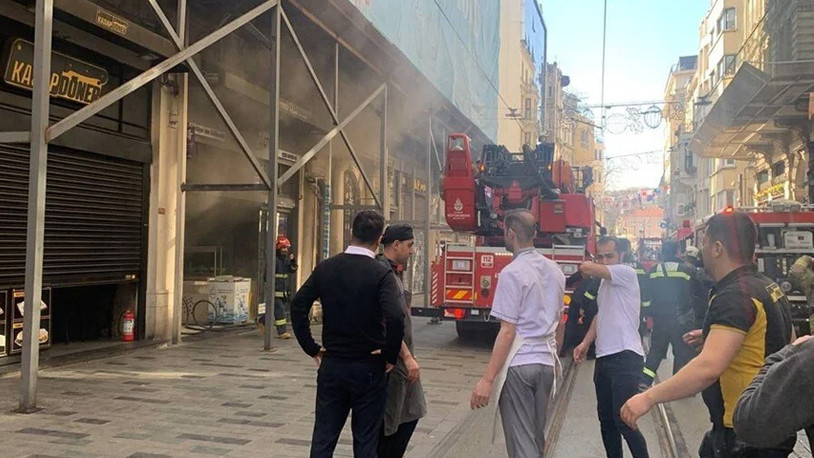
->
411, 134, 598, 338
690, 201, 814, 335
637, 237, 663, 271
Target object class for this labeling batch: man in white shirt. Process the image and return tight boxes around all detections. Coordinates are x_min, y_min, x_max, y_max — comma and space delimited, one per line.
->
574, 236, 650, 458
470, 209, 565, 458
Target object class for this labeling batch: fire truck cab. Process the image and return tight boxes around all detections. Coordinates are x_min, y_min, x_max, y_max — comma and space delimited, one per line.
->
691, 201, 814, 335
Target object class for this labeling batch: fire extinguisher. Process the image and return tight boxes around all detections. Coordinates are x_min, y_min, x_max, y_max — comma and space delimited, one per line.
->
122, 310, 135, 342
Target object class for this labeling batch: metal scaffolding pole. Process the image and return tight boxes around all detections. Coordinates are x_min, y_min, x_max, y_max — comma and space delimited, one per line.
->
380, 85, 389, 219
264, 4, 281, 351
171, 0, 188, 345
47, 0, 278, 144
147, 0, 271, 189
425, 118, 432, 308
20, 0, 54, 413
279, 7, 383, 210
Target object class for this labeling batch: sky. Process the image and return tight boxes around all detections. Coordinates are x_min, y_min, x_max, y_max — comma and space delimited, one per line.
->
540, 0, 710, 191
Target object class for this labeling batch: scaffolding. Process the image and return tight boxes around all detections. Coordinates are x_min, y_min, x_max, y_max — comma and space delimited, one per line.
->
0, 0, 460, 412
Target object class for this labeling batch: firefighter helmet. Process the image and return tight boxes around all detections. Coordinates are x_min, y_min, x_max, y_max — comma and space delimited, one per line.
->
276, 236, 291, 250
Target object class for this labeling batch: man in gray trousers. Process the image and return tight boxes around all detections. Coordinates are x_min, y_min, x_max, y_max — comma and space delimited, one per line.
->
470, 209, 565, 457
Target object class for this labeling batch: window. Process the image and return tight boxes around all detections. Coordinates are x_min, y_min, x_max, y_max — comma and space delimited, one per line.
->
684, 149, 695, 171
718, 8, 736, 32
525, 98, 532, 120
717, 55, 737, 77
773, 160, 786, 177
757, 169, 770, 184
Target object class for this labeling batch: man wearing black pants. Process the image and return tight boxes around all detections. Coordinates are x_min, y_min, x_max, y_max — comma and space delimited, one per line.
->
291, 210, 404, 458
575, 236, 649, 458
640, 240, 697, 389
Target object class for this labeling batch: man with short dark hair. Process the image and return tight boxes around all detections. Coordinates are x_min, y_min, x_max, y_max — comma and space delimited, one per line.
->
291, 210, 405, 458
470, 209, 565, 458
574, 236, 650, 458
376, 224, 427, 458
622, 211, 795, 457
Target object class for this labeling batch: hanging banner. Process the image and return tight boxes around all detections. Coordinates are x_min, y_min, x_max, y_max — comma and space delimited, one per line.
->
347, 0, 500, 141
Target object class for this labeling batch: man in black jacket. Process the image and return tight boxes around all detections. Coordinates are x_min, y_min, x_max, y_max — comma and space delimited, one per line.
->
735, 335, 814, 450
291, 210, 405, 458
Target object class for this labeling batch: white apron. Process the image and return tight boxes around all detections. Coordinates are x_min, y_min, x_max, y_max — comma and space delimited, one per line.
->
490, 333, 562, 443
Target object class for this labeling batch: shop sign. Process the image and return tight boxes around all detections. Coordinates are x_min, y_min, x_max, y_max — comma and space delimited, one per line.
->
188, 122, 227, 142
414, 178, 427, 193
754, 183, 786, 202
95, 8, 130, 36
3, 38, 109, 105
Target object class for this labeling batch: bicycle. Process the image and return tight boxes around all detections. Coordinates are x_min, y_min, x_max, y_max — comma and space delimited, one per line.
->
182, 296, 219, 331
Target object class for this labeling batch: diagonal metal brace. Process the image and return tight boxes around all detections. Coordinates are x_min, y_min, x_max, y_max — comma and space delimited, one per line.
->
147, 0, 271, 188
280, 6, 382, 209
46, 0, 279, 146
278, 84, 385, 187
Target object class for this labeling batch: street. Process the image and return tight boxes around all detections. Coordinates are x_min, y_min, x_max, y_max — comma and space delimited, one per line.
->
0, 319, 494, 458
0, 318, 811, 458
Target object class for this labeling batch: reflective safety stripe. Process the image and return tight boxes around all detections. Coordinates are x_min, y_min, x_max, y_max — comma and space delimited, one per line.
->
274, 292, 286, 298
275, 274, 288, 279
274, 319, 287, 326
643, 367, 656, 378
584, 292, 596, 300
642, 300, 652, 307
649, 271, 691, 281
635, 269, 646, 275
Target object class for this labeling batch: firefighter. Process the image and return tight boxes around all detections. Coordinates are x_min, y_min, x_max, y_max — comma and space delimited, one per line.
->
618, 237, 651, 337
789, 255, 814, 306
259, 236, 298, 339
563, 273, 599, 359
640, 240, 696, 390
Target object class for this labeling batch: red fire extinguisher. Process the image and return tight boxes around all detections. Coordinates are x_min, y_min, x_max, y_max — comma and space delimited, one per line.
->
122, 310, 135, 342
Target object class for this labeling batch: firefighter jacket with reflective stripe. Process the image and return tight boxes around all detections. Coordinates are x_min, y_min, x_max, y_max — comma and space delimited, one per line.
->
274, 254, 298, 299
643, 260, 694, 318
624, 261, 649, 308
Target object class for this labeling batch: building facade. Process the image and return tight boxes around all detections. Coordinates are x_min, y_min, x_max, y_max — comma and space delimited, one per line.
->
689, 0, 814, 215
497, 0, 546, 151
0, 0, 508, 360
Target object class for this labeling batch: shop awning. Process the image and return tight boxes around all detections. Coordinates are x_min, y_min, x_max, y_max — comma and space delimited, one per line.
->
690, 62, 814, 159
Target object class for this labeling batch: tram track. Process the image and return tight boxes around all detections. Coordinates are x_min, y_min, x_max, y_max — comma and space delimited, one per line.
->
544, 354, 687, 458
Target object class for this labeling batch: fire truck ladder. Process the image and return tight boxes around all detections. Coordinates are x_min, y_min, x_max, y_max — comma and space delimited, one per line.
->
444, 243, 477, 305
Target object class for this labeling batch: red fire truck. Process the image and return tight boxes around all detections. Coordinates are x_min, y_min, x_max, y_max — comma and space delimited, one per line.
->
411, 134, 598, 338
690, 201, 814, 335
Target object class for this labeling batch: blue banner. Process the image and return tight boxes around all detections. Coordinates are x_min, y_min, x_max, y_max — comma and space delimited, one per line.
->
348, 0, 501, 141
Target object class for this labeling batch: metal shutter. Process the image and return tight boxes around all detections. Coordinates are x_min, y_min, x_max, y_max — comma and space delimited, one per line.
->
0, 145, 145, 287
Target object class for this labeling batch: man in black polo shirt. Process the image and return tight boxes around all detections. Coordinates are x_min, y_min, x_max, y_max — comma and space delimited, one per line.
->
621, 211, 795, 457
291, 210, 404, 458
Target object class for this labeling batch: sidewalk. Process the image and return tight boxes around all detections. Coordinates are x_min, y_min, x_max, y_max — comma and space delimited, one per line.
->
0, 320, 492, 457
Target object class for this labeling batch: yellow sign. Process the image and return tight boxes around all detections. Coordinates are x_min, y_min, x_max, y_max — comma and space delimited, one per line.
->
95, 9, 129, 36
414, 178, 427, 193
754, 183, 785, 202
4, 39, 109, 105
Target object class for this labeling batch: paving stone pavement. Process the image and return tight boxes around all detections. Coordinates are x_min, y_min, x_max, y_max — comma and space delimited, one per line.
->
0, 319, 492, 458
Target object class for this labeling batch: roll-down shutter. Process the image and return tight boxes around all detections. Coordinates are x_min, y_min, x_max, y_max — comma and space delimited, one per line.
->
0, 145, 145, 287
